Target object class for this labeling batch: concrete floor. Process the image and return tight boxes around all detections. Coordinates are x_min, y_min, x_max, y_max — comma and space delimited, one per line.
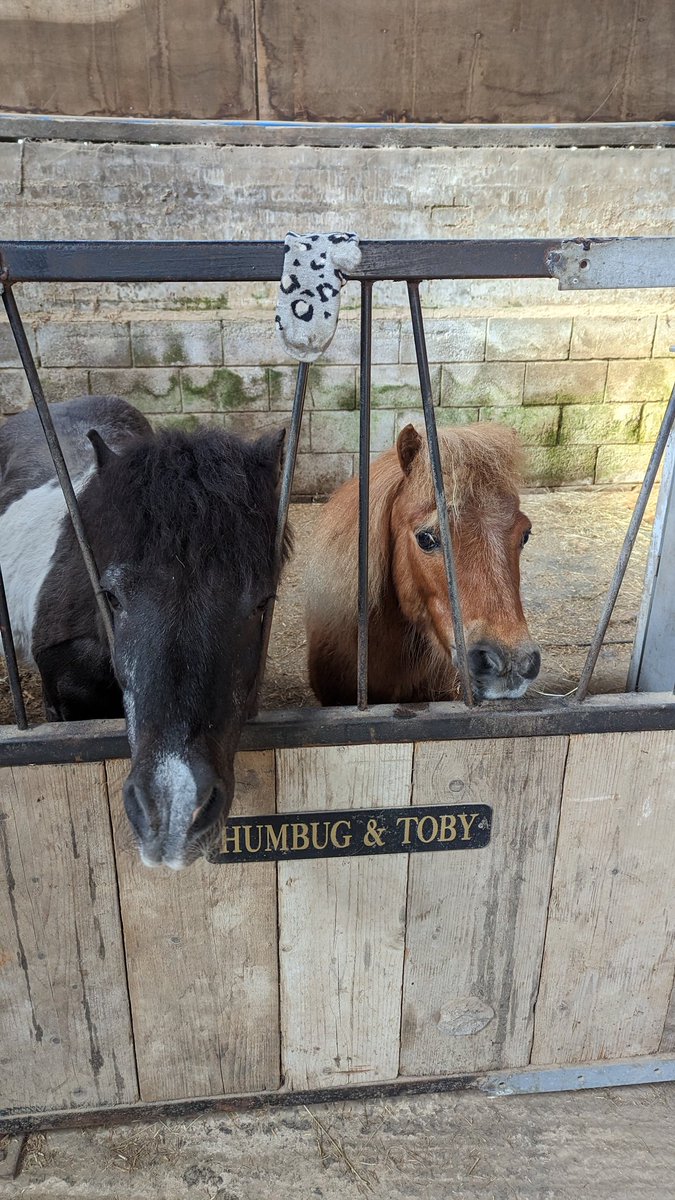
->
3, 1083, 674, 1199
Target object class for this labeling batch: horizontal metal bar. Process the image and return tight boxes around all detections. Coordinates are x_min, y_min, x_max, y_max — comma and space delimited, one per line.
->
0, 692, 672, 765
0, 237, 583, 284
2, 1053, 673, 1135
2, 112, 675, 148
548, 237, 675, 289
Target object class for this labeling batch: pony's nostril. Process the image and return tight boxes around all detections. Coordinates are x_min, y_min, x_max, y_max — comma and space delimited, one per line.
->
190, 785, 223, 834
469, 643, 505, 678
518, 649, 541, 681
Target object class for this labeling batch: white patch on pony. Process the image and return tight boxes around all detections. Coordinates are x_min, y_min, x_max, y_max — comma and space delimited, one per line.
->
0, 471, 93, 665
481, 678, 530, 700
154, 751, 197, 862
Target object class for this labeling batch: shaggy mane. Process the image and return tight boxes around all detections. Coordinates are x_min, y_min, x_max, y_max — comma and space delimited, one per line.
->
86, 427, 289, 590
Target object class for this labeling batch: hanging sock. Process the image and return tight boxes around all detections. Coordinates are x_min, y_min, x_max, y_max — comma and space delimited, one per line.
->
275, 232, 362, 362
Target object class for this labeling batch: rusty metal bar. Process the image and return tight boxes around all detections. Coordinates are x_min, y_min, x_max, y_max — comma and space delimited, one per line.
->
0, 563, 27, 730
1, 284, 115, 657
575, 381, 675, 701
357, 282, 373, 710
407, 283, 474, 707
253, 361, 310, 710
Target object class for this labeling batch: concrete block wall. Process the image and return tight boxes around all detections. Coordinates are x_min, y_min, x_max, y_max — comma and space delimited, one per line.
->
1, 310, 672, 496
1, 138, 673, 495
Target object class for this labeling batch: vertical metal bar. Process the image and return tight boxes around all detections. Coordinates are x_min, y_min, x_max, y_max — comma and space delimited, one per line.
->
253, 360, 310, 708
407, 282, 474, 707
1, 283, 115, 656
575, 381, 675, 701
357, 282, 373, 710
0, 563, 27, 730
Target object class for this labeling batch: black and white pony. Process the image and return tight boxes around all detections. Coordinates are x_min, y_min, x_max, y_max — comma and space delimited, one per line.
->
0, 396, 287, 869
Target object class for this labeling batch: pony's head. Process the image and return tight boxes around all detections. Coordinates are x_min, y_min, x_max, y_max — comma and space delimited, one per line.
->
88, 426, 286, 869
390, 423, 540, 700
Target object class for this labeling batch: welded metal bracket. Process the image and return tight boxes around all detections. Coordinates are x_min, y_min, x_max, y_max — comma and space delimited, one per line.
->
547, 237, 675, 289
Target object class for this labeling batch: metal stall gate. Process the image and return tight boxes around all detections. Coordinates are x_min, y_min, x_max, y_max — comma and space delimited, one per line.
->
0, 237, 674, 1134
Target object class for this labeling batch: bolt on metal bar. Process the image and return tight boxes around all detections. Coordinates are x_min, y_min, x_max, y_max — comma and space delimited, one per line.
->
357, 282, 373, 710
575, 380, 675, 701
1, 284, 115, 657
407, 283, 474, 707
0, 563, 27, 730
253, 360, 310, 711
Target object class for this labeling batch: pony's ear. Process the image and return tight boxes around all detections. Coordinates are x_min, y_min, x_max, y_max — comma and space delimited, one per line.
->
397, 424, 423, 475
255, 427, 286, 487
87, 429, 119, 472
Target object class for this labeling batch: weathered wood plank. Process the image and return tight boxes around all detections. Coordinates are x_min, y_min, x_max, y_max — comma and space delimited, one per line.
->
1, 691, 673, 766
2, 114, 675, 149
107, 752, 280, 1103
532, 730, 675, 1065
399, 737, 568, 1076
0, 763, 137, 1114
277, 745, 413, 1089
660, 976, 675, 1053
0, 0, 256, 119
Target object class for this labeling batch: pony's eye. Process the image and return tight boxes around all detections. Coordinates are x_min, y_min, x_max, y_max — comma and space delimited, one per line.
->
103, 590, 121, 612
416, 530, 439, 553
521, 529, 531, 547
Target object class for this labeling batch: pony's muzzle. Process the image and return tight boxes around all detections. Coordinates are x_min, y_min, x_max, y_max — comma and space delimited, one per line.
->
123, 757, 231, 869
467, 640, 541, 700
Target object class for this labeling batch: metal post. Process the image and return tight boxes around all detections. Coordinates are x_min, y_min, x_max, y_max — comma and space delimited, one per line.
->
357, 282, 373, 710
1, 283, 115, 657
407, 283, 474, 707
252, 361, 310, 709
575, 382, 675, 701
0, 563, 27, 730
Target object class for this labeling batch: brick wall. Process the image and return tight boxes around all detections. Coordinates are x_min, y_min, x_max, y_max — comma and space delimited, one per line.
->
1, 309, 672, 496
1, 138, 673, 494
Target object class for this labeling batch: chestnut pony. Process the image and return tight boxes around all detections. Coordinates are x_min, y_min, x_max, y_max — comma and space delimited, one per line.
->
305, 422, 541, 705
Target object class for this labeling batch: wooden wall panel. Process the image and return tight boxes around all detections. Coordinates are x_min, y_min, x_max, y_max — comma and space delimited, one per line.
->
256, 0, 675, 124
277, 745, 413, 1090
532, 730, 675, 1065
0, 1, 672, 122
0, 0, 256, 120
399, 737, 568, 1076
108, 751, 280, 1103
0, 763, 137, 1114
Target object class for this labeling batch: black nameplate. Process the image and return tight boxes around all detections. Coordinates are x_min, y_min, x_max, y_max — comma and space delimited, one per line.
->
213, 804, 492, 863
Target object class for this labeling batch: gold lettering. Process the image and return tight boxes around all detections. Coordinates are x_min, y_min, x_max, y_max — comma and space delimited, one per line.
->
396, 815, 417, 845
310, 821, 330, 851
330, 819, 352, 850
221, 823, 242, 854
459, 812, 479, 841
243, 823, 263, 854
439, 813, 458, 842
291, 822, 310, 851
417, 814, 439, 844
265, 823, 288, 853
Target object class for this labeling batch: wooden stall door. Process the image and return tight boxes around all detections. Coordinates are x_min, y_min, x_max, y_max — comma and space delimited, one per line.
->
108, 752, 280, 1103
532, 729, 675, 1065
0, 763, 137, 1114
276, 744, 413, 1090
399, 736, 568, 1077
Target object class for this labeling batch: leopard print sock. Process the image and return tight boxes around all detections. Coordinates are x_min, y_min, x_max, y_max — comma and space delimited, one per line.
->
275, 232, 362, 362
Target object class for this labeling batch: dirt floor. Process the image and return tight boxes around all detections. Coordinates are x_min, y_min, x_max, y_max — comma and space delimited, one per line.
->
2, 1082, 674, 1199
0, 486, 657, 724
